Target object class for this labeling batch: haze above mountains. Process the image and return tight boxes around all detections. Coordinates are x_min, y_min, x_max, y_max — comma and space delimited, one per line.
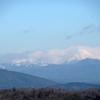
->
0, 46, 100, 66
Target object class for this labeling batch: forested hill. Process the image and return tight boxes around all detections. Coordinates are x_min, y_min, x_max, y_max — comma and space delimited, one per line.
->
0, 87, 100, 100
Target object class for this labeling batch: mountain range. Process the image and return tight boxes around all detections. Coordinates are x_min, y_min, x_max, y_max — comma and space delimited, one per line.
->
0, 68, 100, 91
0, 58, 100, 84
0, 46, 100, 89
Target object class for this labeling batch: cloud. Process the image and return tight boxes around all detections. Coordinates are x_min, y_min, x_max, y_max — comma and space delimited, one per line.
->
80, 24, 100, 35
23, 30, 33, 33
66, 24, 100, 39
83, 24, 94, 30
66, 34, 77, 40
66, 35, 73, 39
1, 46, 100, 65
94, 26, 100, 32
80, 24, 94, 35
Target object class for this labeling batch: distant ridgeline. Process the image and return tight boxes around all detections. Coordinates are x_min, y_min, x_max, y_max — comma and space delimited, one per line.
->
0, 58, 100, 90
0, 58, 100, 84
49, 82, 100, 91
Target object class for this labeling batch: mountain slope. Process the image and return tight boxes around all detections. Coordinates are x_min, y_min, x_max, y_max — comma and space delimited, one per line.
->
0, 69, 57, 89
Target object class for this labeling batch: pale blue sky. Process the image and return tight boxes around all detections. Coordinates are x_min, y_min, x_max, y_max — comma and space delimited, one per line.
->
0, 0, 100, 53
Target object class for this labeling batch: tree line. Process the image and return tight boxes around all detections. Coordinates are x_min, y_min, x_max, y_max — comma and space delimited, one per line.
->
0, 87, 100, 100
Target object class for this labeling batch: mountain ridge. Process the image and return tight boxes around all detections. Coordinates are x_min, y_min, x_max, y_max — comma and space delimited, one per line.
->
49, 82, 100, 91
0, 69, 57, 89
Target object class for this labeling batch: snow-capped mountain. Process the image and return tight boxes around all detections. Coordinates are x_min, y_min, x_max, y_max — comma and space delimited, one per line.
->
0, 46, 100, 65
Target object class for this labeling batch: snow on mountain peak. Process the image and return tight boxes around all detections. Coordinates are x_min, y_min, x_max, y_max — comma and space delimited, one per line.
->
0, 46, 100, 65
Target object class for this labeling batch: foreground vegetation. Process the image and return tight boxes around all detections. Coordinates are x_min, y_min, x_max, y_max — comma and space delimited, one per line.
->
0, 87, 100, 100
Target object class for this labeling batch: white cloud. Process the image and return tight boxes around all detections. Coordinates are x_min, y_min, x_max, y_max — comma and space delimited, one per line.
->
0, 46, 100, 65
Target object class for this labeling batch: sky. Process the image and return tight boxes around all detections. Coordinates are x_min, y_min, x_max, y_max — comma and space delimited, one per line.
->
0, 0, 100, 53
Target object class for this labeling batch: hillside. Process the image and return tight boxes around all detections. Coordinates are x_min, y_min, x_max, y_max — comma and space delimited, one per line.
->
0, 69, 57, 89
